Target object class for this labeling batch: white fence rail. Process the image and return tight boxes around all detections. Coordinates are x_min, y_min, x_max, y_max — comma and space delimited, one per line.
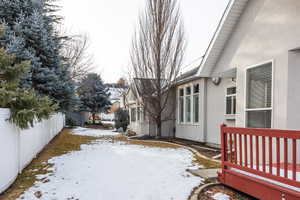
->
0, 109, 65, 193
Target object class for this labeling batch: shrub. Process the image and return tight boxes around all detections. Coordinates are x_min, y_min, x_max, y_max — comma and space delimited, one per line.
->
66, 117, 77, 127
114, 108, 129, 132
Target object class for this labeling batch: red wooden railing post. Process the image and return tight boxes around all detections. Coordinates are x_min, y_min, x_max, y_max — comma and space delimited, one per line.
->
269, 136, 273, 174
292, 139, 297, 180
220, 124, 227, 182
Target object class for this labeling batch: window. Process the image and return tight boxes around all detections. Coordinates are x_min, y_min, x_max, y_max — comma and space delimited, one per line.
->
185, 87, 191, 123
193, 84, 200, 123
131, 108, 136, 122
137, 107, 141, 121
226, 87, 236, 115
246, 62, 272, 128
178, 84, 200, 124
179, 88, 184, 123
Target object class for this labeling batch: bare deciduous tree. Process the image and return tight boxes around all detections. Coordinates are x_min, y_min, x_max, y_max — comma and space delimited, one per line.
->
62, 34, 94, 81
130, 0, 185, 138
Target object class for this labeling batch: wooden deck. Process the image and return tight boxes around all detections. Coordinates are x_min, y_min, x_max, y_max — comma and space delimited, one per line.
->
218, 125, 300, 200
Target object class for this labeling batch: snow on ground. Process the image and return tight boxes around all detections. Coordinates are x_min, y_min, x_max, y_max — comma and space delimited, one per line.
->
102, 120, 115, 126
71, 127, 119, 137
212, 192, 230, 200
19, 129, 203, 200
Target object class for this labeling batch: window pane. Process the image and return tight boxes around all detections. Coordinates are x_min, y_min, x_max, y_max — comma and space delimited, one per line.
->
227, 87, 236, 95
179, 89, 184, 97
193, 84, 199, 94
179, 97, 184, 122
193, 95, 199, 123
137, 107, 140, 120
233, 96, 236, 114
186, 87, 191, 95
247, 63, 272, 109
226, 97, 232, 114
131, 108, 136, 122
247, 110, 272, 128
185, 96, 191, 122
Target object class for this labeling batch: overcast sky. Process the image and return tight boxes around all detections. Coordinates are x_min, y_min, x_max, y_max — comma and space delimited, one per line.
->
58, 0, 229, 83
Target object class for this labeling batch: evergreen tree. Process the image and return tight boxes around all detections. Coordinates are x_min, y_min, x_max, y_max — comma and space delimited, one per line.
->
0, 0, 75, 111
115, 108, 129, 131
0, 25, 57, 129
78, 73, 111, 124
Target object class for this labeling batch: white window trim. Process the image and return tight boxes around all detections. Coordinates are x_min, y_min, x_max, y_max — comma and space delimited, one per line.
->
130, 107, 137, 123
185, 86, 192, 124
193, 84, 200, 124
244, 59, 274, 128
225, 86, 237, 117
177, 82, 201, 125
178, 88, 185, 124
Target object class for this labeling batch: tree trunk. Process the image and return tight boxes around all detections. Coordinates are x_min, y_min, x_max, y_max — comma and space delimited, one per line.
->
92, 113, 96, 124
156, 119, 162, 139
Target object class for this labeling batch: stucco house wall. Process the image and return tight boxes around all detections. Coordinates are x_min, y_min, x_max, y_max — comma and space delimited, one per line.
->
210, 0, 300, 130
206, 78, 236, 146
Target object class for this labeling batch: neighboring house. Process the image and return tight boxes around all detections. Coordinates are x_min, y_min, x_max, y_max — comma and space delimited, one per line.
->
126, 0, 300, 148
124, 84, 175, 137
100, 85, 128, 121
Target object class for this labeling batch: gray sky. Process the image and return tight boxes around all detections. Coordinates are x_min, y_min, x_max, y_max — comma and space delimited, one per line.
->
58, 0, 229, 83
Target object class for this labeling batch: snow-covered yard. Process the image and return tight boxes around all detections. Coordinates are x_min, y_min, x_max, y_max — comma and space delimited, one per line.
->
18, 128, 203, 200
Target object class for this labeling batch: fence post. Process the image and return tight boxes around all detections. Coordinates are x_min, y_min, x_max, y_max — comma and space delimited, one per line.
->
220, 124, 227, 182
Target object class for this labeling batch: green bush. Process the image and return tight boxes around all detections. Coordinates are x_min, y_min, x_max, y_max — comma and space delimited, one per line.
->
66, 118, 77, 127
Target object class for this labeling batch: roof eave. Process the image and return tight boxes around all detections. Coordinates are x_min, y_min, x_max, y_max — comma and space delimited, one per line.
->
197, 0, 249, 77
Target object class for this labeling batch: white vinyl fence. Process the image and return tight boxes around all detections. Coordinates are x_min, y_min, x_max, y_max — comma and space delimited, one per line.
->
0, 108, 65, 193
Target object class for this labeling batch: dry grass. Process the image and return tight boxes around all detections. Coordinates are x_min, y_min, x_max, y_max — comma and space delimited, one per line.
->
193, 155, 220, 169
116, 136, 220, 169
0, 128, 99, 200
115, 136, 180, 149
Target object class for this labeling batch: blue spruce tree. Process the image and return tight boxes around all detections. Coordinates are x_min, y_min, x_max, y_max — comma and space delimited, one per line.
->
78, 73, 111, 124
0, 0, 75, 111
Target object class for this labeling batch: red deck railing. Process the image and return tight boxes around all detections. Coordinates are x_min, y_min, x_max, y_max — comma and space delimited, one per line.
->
219, 125, 300, 200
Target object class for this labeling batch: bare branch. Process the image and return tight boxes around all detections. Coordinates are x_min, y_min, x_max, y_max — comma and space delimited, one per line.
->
61, 32, 95, 81
130, 0, 186, 137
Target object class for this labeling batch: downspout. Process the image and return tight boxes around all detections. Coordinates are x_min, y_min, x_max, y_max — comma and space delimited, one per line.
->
203, 78, 208, 143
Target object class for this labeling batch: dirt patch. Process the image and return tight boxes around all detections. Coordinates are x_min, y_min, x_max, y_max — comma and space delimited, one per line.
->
198, 185, 257, 200
192, 155, 220, 169
0, 128, 99, 200
85, 124, 114, 130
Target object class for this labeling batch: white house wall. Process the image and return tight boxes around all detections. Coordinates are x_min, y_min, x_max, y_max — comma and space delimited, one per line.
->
210, 0, 300, 130
206, 78, 236, 146
287, 50, 300, 130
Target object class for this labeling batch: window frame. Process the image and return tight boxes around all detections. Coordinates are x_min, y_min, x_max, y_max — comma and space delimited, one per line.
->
244, 60, 274, 128
178, 88, 185, 123
225, 86, 237, 116
185, 86, 192, 123
193, 83, 200, 124
131, 107, 137, 122
177, 82, 201, 125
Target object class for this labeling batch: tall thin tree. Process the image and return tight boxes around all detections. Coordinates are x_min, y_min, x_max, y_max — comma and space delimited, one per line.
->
130, 0, 185, 138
